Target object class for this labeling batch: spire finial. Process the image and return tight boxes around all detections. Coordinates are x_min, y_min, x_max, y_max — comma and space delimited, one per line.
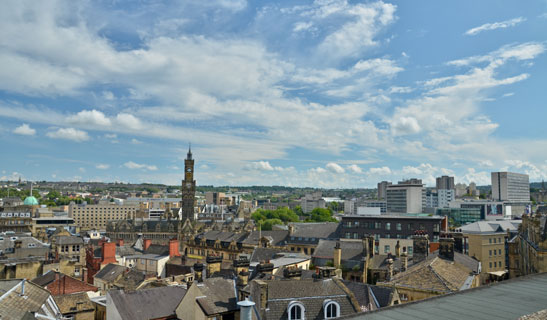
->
187, 143, 192, 160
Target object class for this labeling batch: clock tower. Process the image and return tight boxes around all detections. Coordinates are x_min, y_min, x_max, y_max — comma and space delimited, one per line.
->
181, 145, 196, 221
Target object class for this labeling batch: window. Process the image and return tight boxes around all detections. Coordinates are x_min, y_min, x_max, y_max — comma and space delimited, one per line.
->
385, 223, 391, 230
498, 249, 502, 255
384, 245, 390, 253
494, 262, 497, 268
345, 233, 351, 239
489, 238, 492, 244
407, 223, 413, 231
489, 262, 492, 268
489, 250, 492, 256
288, 302, 305, 320
354, 221, 359, 227
493, 238, 496, 244
408, 246, 413, 255
498, 237, 502, 243
353, 233, 358, 239
396, 223, 402, 231
375, 222, 381, 229
323, 301, 340, 319
494, 250, 497, 256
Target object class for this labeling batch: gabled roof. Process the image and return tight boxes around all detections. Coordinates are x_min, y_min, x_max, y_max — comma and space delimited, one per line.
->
194, 278, 238, 315
108, 286, 187, 320
32, 270, 58, 287
144, 244, 169, 256
54, 292, 94, 314
56, 235, 84, 245
94, 263, 127, 282
342, 280, 395, 310
289, 222, 340, 239
253, 278, 360, 320
243, 230, 288, 246
313, 240, 365, 261
0, 280, 58, 319
459, 220, 521, 234
381, 252, 477, 293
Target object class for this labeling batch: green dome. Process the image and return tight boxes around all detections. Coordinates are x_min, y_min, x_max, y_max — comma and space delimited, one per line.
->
24, 196, 39, 206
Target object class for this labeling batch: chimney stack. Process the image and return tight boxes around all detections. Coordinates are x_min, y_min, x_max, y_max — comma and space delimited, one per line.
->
333, 242, 342, 268
412, 231, 429, 264
283, 267, 302, 280
395, 240, 401, 257
439, 234, 455, 261
193, 263, 204, 282
401, 247, 408, 272
117, 239, 124, 247
101, 242, 117, 265
386, 258, 394, 281
257, 261, 274, 275
169, 239, 181, 258
234, 257, 250, 289
143, 239, 152, 251
206, 255, 222, 276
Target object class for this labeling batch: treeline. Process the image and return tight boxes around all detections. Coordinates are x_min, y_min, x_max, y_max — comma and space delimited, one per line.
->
251, 206, 337, 230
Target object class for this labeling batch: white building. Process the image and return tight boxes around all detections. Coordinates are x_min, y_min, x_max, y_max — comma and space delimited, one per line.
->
386, 180, 425, 214
491, 172, 530, 202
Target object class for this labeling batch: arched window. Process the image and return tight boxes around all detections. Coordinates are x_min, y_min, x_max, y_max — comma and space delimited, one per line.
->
323, 300, 340, 319
288, 301, 305, 320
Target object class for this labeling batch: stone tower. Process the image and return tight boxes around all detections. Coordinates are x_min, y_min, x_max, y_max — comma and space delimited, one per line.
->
181, 145, 196, 221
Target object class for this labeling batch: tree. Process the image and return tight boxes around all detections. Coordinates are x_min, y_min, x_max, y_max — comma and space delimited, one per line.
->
294, 206, 304, 217
306, 208, 337, 222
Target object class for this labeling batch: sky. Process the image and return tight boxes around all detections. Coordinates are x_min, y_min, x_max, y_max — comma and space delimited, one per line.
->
1, 0, 547, 188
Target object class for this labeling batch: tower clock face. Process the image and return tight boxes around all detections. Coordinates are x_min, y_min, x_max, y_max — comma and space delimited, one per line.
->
186, 183, 191, 188
187, 168, 192, 172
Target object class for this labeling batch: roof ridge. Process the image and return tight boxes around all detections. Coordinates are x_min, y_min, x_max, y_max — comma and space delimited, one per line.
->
428, 258, 456, 292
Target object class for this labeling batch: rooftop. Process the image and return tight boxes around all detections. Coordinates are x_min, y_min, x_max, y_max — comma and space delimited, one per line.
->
346, 272, 547, 320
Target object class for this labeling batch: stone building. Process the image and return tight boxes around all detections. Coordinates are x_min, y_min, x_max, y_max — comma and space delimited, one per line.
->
508, 213, 547, 278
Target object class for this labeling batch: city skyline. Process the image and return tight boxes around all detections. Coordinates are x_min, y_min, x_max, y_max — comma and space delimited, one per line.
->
1, 1, 547, 188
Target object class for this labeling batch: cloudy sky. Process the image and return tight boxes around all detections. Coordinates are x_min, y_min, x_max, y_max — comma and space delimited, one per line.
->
1, 0, 546, 188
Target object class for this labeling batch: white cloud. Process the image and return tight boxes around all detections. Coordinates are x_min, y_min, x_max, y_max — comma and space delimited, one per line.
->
347, 164, 363, 174
115, 113, 142, 130
326, 162, 345, 174
465, 17, 526, 36
245, 161, 274, 171
67, 109, 111, 126
96, 164, 110, 170
46, 128, 90, 142
391, 116, 420, 135
79, 167, 86, 173
131, 138, 142, 145
0, 171, 23, 181
368, 166, 391, 175
123, 161, 158, 171
293, 21, 313, 32
13, 123, 36, 136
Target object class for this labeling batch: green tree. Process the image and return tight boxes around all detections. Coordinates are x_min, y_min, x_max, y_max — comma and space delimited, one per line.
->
307, 208, 337, 222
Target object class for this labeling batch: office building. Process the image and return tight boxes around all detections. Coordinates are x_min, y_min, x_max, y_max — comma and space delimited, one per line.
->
69, 203, 138, 230
436, 175, 455, 190
491, 172, 530, 202
301, 191, 326, 213
386, 179, 425, 214
377, 181, 392, 200
340, 215, 444, 242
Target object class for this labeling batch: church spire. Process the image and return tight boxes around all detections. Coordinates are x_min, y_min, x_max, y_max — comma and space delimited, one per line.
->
187, 143, 192, 160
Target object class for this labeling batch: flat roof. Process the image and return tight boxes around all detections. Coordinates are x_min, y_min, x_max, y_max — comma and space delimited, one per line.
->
345, 272, 547, 320
343, 215, 443, 220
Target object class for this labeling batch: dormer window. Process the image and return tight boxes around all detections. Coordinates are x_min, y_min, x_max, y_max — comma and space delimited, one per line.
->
288, 301, 305, 320
323, 300, 340, 319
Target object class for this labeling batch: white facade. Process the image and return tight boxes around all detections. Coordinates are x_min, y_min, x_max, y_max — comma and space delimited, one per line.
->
491, 172, 530, 202
386, 183, 425, 214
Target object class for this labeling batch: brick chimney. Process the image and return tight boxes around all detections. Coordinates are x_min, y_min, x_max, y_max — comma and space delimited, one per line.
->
395, 240, 401, 257
101, 242, 117, 265
401, 247, 408, 272
333, 242, 342, 268
117, 239, 124, 247
169, 239, 181, 258
143, 239, 152, 251
439, 234, 455, 261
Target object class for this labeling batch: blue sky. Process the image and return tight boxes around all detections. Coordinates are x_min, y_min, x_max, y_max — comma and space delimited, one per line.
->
1, 0, 547, 188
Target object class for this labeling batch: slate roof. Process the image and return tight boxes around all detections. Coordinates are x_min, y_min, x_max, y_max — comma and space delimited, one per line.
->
342, 281, 395, 309
0, 235, 48, 251
108, 286, 187, 320
116, 245, 141, 257
197, 230, 247, 243
347, 272, 547, 320
57, 235, 84, 245
243, 230, 288, 246
194, 278, 238, 315
289, 222, 340, 239
313, 240, 365, 261
94, 263, 127, 282
54, 292, 94, 314
252, 278, 360, 320
144, 244, 169, 256
0, 279, 58, 319
458, 220, 521, 234
250, 247, 286, 263
32, 270, 58, 287
381, 252, 478, 294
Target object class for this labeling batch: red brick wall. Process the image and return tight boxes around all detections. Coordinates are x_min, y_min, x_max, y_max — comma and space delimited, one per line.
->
169, 239, 180, 257
101, 242, 117, 265
86, 246, 101, 284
